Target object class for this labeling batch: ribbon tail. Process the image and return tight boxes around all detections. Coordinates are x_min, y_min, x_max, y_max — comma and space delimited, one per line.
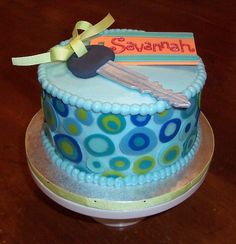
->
12, 52, 51, 66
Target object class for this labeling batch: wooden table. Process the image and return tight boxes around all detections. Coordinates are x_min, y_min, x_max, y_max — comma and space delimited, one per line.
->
1, 1, 235, 243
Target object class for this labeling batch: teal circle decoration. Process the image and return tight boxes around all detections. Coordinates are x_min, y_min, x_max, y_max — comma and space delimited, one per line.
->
181, 95, 197, 119
159, 118, 181, 143
84, 134, 115, 157
158, 144, 181, 166
133, 156, 156, 175
154, 108, 174, 124
43, 100, 59, 132
120, 128, 157, 155
54, 134, 82, 163
52, 97, 69, 117
86, 158, 105, 173
74, 108, 93, 125
130, 114, 151, 127
97, 113, 126, 134
182, 130, 197, 157
109, 157, 131, 171
63, 118, 81, 136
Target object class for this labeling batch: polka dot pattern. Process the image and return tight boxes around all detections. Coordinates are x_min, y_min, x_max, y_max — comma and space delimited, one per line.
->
54, 134, 82, 163
43, 100, 59, 132
109, 157, 131, 171
131, 114, 151, 127
63, 118, 81, 136
42, 89, 201, 179
159, 118, 181, 143
52, 97, 69, 117
158, 144, 181, 166
84, 134, 115, 157
133, 156, 156, 175
97, 114, 126, 134
120, 128, 157, 155
74, 108, 93, 125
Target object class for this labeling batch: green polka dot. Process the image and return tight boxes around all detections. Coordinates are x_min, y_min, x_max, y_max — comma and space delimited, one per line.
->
98, 114, 126, 134
133, 156, 156, 175
159, 144, 181, 165
102, 170, 125, 178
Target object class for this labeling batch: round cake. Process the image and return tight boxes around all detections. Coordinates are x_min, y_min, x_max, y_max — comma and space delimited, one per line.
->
39, 29, 206, 187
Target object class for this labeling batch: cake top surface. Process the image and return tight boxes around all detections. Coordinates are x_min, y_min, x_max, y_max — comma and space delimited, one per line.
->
38, 29, 206, 115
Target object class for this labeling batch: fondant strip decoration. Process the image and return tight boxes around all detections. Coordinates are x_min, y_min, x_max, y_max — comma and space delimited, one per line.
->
90, 33, 198, 65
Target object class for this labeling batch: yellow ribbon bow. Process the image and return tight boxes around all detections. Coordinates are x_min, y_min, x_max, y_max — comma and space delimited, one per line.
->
12, 13, 115, 66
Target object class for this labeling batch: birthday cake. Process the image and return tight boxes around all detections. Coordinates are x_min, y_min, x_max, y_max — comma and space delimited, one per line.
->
13, 15, 206, 188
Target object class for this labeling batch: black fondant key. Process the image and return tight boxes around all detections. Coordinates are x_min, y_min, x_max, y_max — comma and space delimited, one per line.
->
67, 45, 115, 78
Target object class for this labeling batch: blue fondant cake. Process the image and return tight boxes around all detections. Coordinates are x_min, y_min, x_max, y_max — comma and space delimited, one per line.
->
39, 29, 206, 187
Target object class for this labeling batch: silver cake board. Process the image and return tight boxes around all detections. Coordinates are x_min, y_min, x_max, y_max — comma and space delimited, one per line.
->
25, 111, 214, 227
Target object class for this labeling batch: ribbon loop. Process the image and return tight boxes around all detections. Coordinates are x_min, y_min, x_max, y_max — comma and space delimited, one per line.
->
12, 13, 115, 66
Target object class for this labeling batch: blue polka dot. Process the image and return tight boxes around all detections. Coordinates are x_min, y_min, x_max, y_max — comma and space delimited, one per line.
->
52, 97, 69, 117
131, 114, 151, 127
84, 134, 115, 157
86, 158, 105, 173
54, 134, 82, 163
120, 128, 157, 155
129, 133, 150, 151
159, 118, 181, 143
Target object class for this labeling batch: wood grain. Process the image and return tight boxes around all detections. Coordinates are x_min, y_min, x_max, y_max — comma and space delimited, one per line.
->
0, 1, 235, 243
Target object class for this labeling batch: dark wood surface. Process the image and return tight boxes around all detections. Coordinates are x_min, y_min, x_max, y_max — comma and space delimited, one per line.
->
1, 1, 235, 243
